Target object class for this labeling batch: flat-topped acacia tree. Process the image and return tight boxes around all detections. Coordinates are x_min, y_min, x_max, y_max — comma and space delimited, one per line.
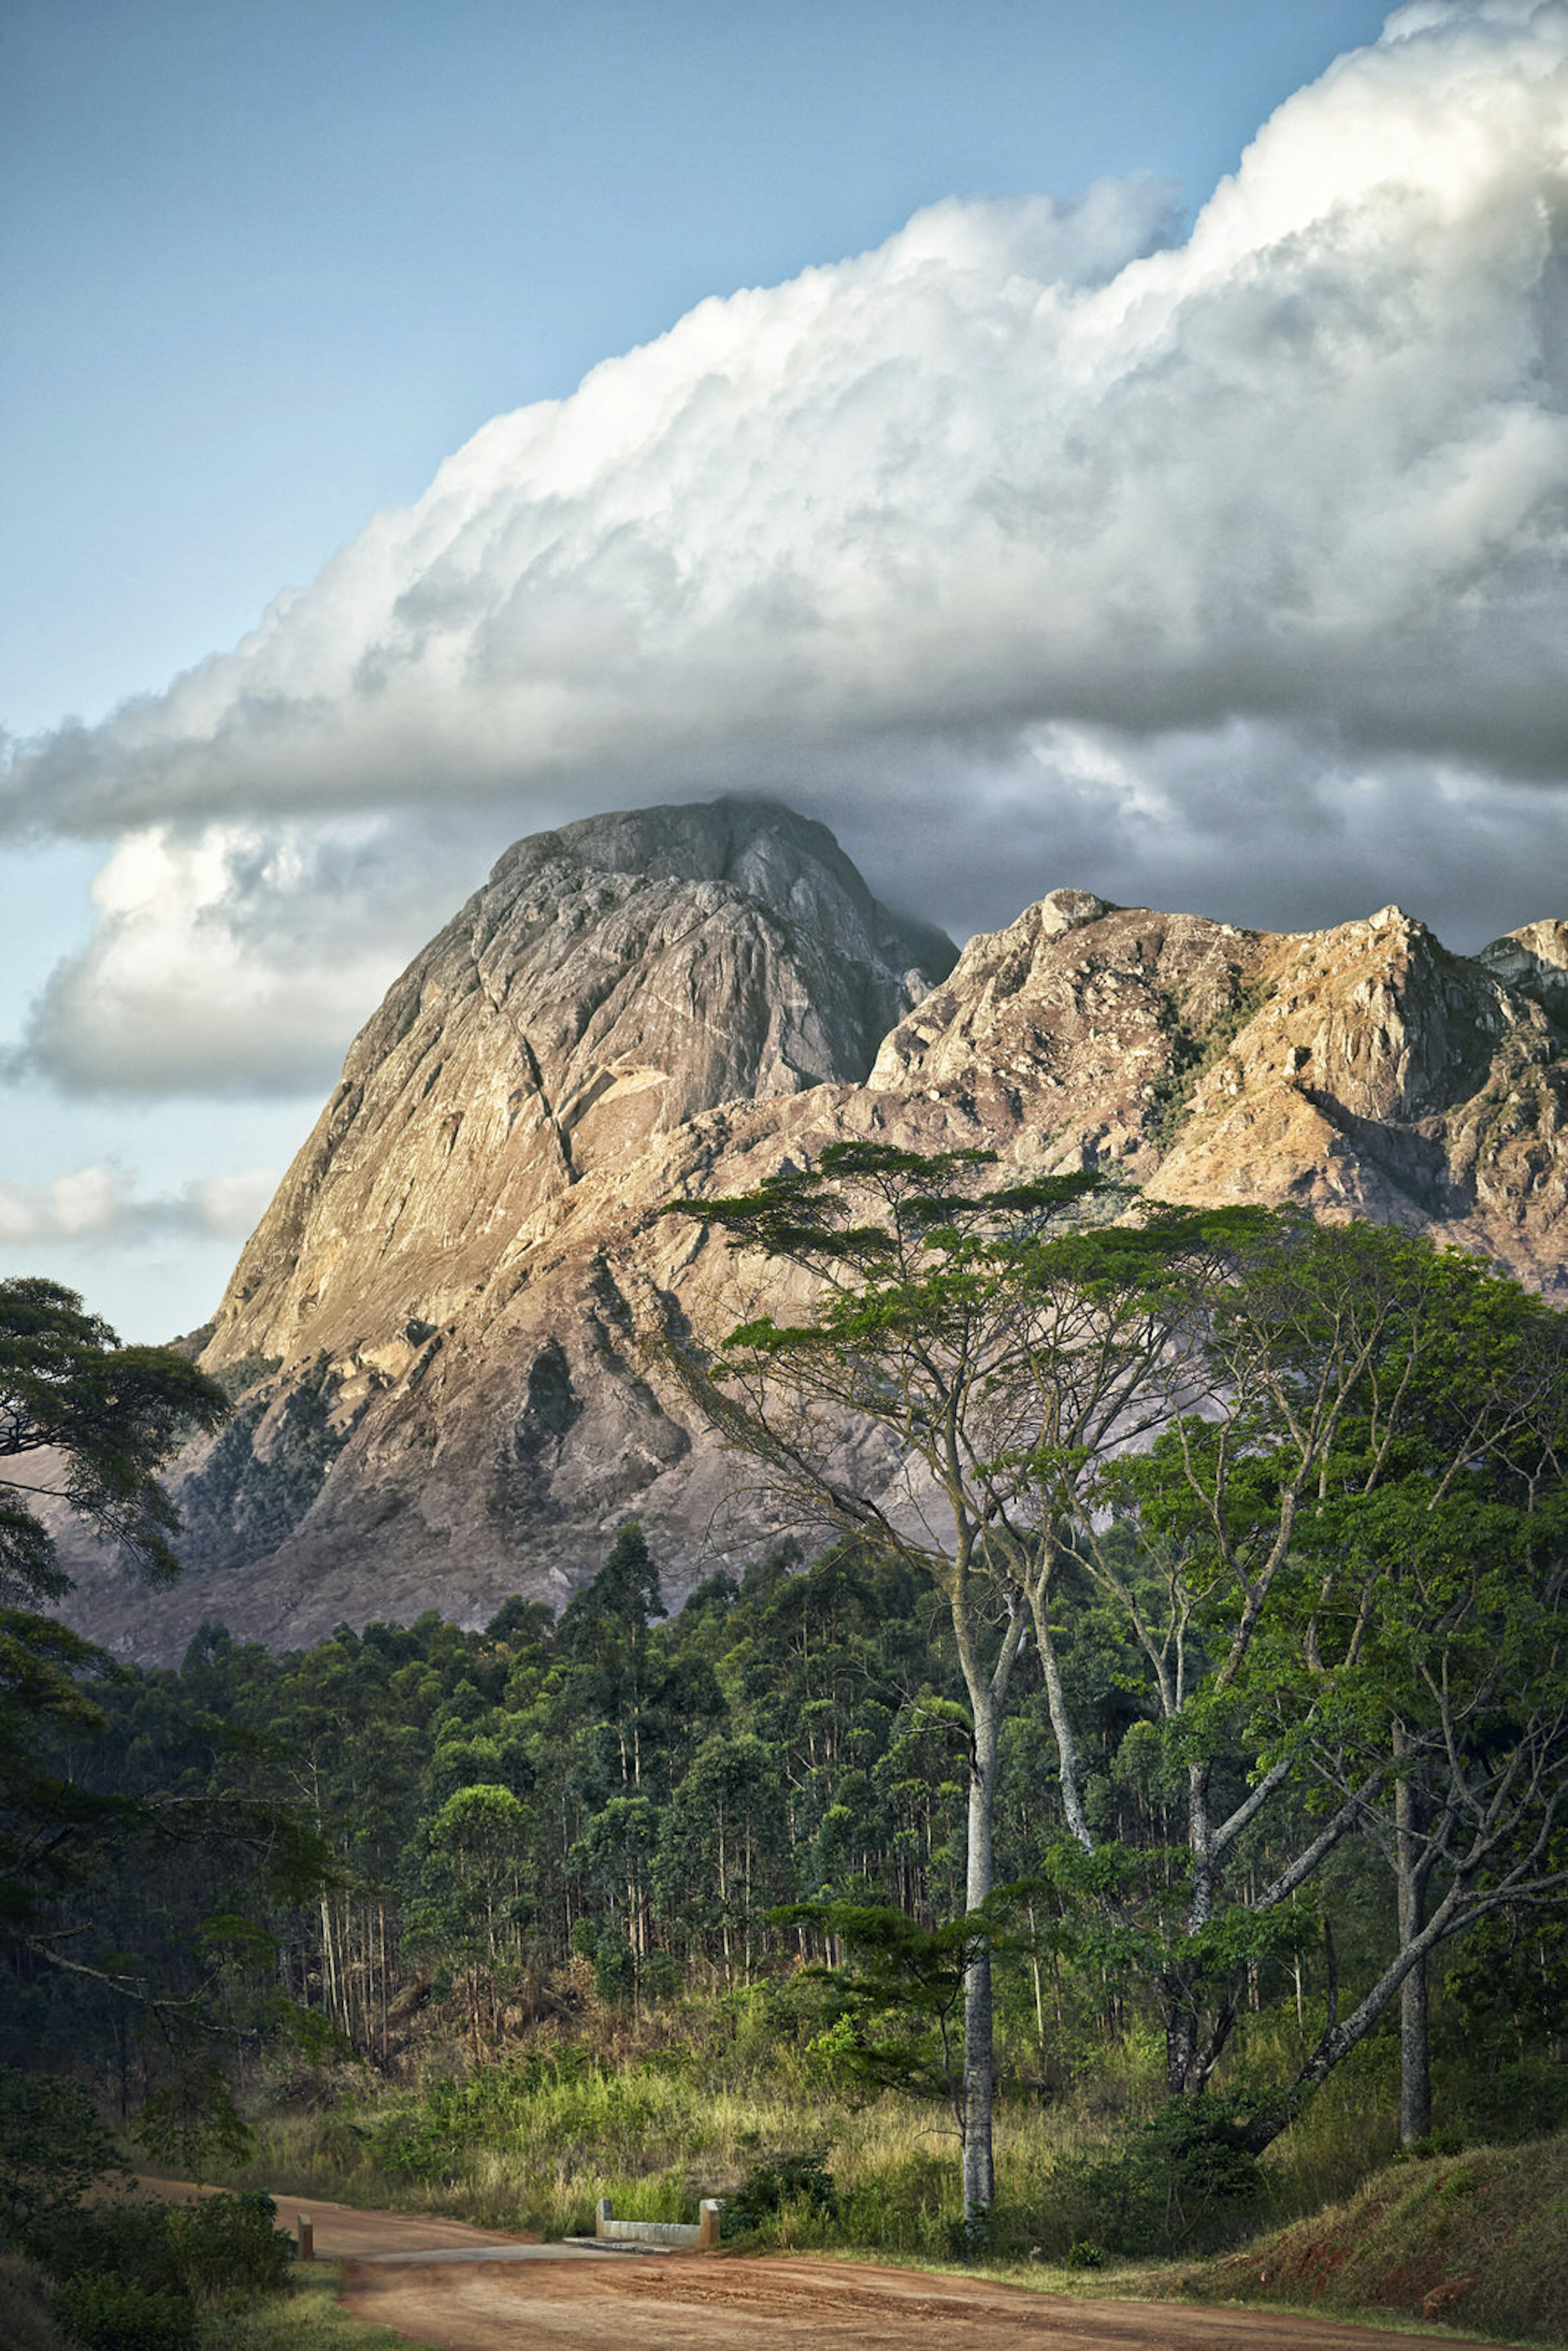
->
660, 1155, 1568, 2188
1098, 1218, 1568, 2148
658, 1144, 1253, 2237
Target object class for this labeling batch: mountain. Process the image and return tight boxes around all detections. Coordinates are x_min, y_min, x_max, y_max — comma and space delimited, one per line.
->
53, 802, 1568, 1661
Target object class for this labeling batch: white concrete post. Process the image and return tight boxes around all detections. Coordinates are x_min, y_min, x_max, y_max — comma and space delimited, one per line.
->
699, 2199, 722, 2251
595, 2196, 613, 2240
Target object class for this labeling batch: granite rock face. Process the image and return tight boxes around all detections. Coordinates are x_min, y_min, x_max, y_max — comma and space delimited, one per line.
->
53, 807, 1568, 1661
214, 798, 953, 1368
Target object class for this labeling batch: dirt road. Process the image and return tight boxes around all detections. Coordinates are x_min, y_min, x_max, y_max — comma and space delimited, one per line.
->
135, 2179, 537, 2260
340, 2248, 1503, 2351
137, 2182, 1501, 2348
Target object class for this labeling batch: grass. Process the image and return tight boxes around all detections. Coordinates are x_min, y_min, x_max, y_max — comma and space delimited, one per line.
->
1176, 2132, 1568, 2344
0, 2249, 435, 2351
201, 1992, 1568, 2340
231, 2065, 986, 2250
211, 2266, 442, 2351
217, 2010, 1415, 2266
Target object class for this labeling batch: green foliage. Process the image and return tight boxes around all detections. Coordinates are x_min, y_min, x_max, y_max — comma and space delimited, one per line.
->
777, 1899, 997, 2119
1148, 978, 1274, 1151
0, 1278, 228, 1603
168, 2193, 292, 2298
1046, 2099, 1265, 2256
1454, 2063, 1568, 2146
29, 2204, 187, 2300
0, 2070, 125, 2240
53, 2276, 198, 2351
210, 1354, 283, 1405
136, 2061, 256, 2177
0, 2251, 74, 2351
176, 1358, 346, 1574
724, 2147, 839, 2236
9, 1205, 1568, 2271
29, 2191, 290, 2338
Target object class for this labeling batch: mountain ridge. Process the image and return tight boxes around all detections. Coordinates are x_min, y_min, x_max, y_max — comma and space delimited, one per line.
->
49, 799, 1568, 1661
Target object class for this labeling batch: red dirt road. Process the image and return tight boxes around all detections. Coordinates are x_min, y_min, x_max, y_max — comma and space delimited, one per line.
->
341, 2248, 1506, 2351
135, 2182, 1505, 2348
134, 2178, 535, 2259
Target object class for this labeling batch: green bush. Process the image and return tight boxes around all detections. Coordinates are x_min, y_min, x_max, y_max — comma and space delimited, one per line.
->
1460, 2063, 1568, 2145
1043, 2100, 1264, 2257
30, 2193, 290, 2312
724, 2148, 838, 2237
28, 2206, 184, 2301
365, 2101, 458, 2184
169, 2193, 292, 2297
52, 2276, 196, 2351
0, 2072, 125, 2240
0, 2251, 75, 2351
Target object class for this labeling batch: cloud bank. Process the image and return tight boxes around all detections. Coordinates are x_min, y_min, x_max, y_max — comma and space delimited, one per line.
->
9, 814, 499, 1095
0, 1162, 278, 1248
8, 0, 1568, 1094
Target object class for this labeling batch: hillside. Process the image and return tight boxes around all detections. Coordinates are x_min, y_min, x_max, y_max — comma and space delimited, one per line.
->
51, 795, 1568, 1660
1183, 2132, 1568, 2342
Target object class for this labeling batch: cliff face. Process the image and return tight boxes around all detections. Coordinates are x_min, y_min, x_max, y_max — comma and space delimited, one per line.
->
54, 804, 1568, 1661
214, 799, 953, 1368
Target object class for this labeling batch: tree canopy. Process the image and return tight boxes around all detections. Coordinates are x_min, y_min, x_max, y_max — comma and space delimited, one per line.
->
0, 1276, 229, 1604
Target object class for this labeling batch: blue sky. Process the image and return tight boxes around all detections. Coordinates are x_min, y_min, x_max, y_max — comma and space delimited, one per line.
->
4, 1, 1565, 1339
3, 2, 1390, 739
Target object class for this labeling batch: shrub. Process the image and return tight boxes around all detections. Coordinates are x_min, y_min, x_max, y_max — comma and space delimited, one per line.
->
27, 2206, 184, 2301
0, 2250, 75, 2351
1461, 2063, 1568, 2145
724, 2148, 838, 2237
169, 2193, 292, 2298
51, 2276, 196, 2351
1043, 2100, 1264, 2258
0, 2071, 125, 2240
366, 2101, 458, 2184
30, 2192, 290, 2311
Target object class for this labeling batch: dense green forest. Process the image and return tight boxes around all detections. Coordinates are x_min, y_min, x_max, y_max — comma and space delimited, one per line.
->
6, 1168, 1568, 2343
7, 1520, 1568, 2251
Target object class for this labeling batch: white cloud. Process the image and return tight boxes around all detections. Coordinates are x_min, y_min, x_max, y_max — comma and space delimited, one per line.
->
9, 813, 499, 1095
10, 3, 1568, 838
7, 1, 1568, 1095
0, 1161, 278, 1247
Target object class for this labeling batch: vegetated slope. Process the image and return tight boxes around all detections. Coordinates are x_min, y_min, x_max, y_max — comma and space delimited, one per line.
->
52, 796, 1568, 1660
1183, 2132, 1568, 2342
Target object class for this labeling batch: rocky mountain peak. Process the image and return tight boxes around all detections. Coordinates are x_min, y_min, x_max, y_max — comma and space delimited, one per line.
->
1036, 886, 1118, 936
50, 819, 1568, 1663
1477, 919, 1568, 1020
203, 798, 954, 1370
492, 798, 952, 980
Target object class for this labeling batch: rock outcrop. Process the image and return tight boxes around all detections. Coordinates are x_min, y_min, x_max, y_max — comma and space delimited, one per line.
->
52, 802, 1568, 1661
214, 798, 953, 1368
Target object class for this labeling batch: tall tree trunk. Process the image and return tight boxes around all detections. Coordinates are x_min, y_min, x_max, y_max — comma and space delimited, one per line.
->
1395, 1734, 1431, 2145
961, 1693, 998, 2233
951, 1583, 1025, 2244
1163, 1761, 1215, 2096
1027, 1569, 1094, 1852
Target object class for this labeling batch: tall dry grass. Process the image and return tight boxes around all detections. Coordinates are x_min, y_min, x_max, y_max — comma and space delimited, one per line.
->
225, 1991, 1407, 2263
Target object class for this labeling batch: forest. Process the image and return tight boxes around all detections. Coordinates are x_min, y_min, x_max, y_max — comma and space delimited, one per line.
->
5, 1155, 1568, 2346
